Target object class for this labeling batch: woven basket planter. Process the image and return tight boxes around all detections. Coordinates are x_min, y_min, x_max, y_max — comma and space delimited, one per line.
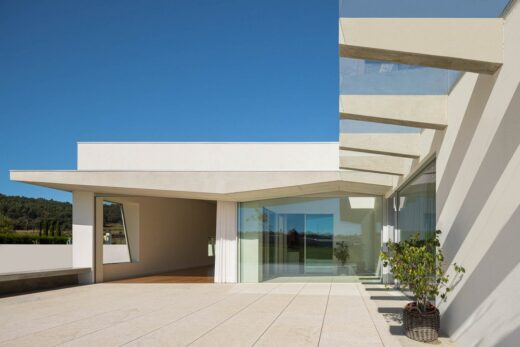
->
403, 302, 440, 342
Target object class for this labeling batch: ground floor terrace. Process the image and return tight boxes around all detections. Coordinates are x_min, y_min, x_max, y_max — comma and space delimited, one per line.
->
0, 281, 456, 347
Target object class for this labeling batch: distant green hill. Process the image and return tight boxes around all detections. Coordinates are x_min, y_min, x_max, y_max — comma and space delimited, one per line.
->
0, 194, 72, 231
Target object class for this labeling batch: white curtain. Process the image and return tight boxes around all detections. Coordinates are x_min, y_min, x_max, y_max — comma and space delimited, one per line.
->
215, 201, 238, 283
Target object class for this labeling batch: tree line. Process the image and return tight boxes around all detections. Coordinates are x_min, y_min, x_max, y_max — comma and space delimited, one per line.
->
0, 194, 72, 232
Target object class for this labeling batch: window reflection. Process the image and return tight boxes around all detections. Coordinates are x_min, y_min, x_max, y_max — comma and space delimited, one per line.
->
239, 195, 382, 282
397, 160, 436, 240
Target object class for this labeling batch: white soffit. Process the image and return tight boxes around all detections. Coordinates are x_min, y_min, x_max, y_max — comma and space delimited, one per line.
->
10, 170, 394, 201
339, 133, 420, 159
348, 196, 375, 209
339, 95, 447, 130
339, 18, 503, 74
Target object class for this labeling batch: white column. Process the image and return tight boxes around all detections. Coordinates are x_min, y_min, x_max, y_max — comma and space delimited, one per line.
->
73, 191, 95, 284
214, 201, 238, 283
94, 197, 104, 283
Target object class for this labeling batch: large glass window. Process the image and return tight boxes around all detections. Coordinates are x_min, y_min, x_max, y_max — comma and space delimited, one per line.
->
239, 195, 382, 282
397, 160, 436, 240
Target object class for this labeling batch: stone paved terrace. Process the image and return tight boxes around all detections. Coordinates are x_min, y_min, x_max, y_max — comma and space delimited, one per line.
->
0, 282, 457, 346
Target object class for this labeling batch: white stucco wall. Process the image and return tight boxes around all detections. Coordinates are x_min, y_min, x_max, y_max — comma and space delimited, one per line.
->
0, 245, 72, 274
77, 142, 339, 171
102, 197, 216, 282
433, 3, 520, 346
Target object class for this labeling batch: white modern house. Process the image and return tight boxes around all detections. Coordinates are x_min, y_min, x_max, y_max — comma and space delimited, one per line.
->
8, 1, 520, 345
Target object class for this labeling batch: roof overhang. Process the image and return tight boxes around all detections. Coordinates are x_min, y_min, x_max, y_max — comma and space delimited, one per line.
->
10, 170, 395, 201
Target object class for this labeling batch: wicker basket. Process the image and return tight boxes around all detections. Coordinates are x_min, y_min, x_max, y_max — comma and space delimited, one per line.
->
403, 302, 440, 342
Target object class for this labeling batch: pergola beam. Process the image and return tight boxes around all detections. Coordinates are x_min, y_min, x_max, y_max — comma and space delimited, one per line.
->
339, 133, 420, 159
339, 153, 409, 176
340, 95, 447, 130
339, 18, 503, 74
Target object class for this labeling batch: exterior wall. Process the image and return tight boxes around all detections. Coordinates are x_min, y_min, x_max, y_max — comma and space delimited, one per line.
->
102, 197, 216, 282
0, 245, 72, 273
77, 142, 339, 171
73, 191, 96, 284
433, 3, 520, 346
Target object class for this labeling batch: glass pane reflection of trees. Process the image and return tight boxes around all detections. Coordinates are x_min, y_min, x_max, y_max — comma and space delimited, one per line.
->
239, 196, 382, 282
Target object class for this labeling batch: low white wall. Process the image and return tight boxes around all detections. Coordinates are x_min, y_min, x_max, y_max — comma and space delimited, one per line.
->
0, 245, 72, 274
102, 197, 216, 282
103, 245, 130, 264
77, 142, 339, 171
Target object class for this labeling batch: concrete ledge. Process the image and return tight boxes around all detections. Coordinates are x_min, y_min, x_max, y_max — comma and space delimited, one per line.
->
0, 267, 90, 282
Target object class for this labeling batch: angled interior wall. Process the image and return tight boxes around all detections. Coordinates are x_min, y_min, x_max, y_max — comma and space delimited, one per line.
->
101, 196, 216, 282
434, 3, 520, 346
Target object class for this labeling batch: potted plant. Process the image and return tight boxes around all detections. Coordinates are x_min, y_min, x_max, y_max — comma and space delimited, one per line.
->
334, 241, 350, 274
380, 230, 465, 342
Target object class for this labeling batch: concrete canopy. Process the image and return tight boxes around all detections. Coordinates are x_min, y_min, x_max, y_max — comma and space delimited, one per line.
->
339, 18, 503, 74
10, 170, 394, 201
340, 95, 447, 130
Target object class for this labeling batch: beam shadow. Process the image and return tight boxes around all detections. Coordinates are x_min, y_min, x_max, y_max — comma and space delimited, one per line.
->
370, 295, 409, 301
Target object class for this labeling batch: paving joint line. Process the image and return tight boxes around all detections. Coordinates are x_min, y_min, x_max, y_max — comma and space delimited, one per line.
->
186, 283, 283, 346
356, 283, 386, 347
251, 282, 308, 347
52, 285, 234, 347
317, 282, 333, 346
117, 284, 258, 346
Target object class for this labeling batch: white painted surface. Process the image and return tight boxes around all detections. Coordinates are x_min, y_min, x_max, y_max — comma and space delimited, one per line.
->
77, 142, 340, 171
214, 201, 237, 283
433, 3, 520, 346
102, 245, 130, 264
340, 133, 421, 158
0, 245, 72, 274
340, 18, 503, 73
340, 95, 447, 129
10, 170, 394, 200
72, 191, 95, 284
102, 197, 215, 282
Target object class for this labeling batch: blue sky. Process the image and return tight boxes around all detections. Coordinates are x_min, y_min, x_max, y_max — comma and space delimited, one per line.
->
0, 0, 510, 202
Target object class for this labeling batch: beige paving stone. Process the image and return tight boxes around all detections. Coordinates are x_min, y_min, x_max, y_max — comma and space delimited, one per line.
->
128, 283, 279, 346
254, 283, 331, 347
0, 281, 459, 347
190, 283, 305, 347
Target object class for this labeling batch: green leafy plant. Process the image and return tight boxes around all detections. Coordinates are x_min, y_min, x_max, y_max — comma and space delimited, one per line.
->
334, 241, 350, 266
380, 230, 465, 313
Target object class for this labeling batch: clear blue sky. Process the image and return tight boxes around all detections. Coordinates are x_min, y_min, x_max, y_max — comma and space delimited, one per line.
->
0, 0, 510, 202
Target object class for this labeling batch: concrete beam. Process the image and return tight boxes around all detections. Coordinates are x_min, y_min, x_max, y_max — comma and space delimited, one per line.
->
339, 18, 503, 74
10, 170, 394, 201
339, 154, 408, 176
339, 133, 420, 158
340, 95, 447, 130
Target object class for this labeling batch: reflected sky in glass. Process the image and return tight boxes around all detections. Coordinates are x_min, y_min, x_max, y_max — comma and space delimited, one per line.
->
340, 119, 420, 133
338, 0, 509, 97
340, 59, 462, 95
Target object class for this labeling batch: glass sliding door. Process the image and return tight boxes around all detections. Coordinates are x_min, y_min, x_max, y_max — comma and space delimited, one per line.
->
238, 195, 383, 282
397, 160, 436, 240
304, 214, 333, 273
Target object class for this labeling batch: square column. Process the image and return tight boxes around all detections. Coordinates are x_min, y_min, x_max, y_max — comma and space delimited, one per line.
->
72, 191, 96, 284
214, 201, 238, 283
